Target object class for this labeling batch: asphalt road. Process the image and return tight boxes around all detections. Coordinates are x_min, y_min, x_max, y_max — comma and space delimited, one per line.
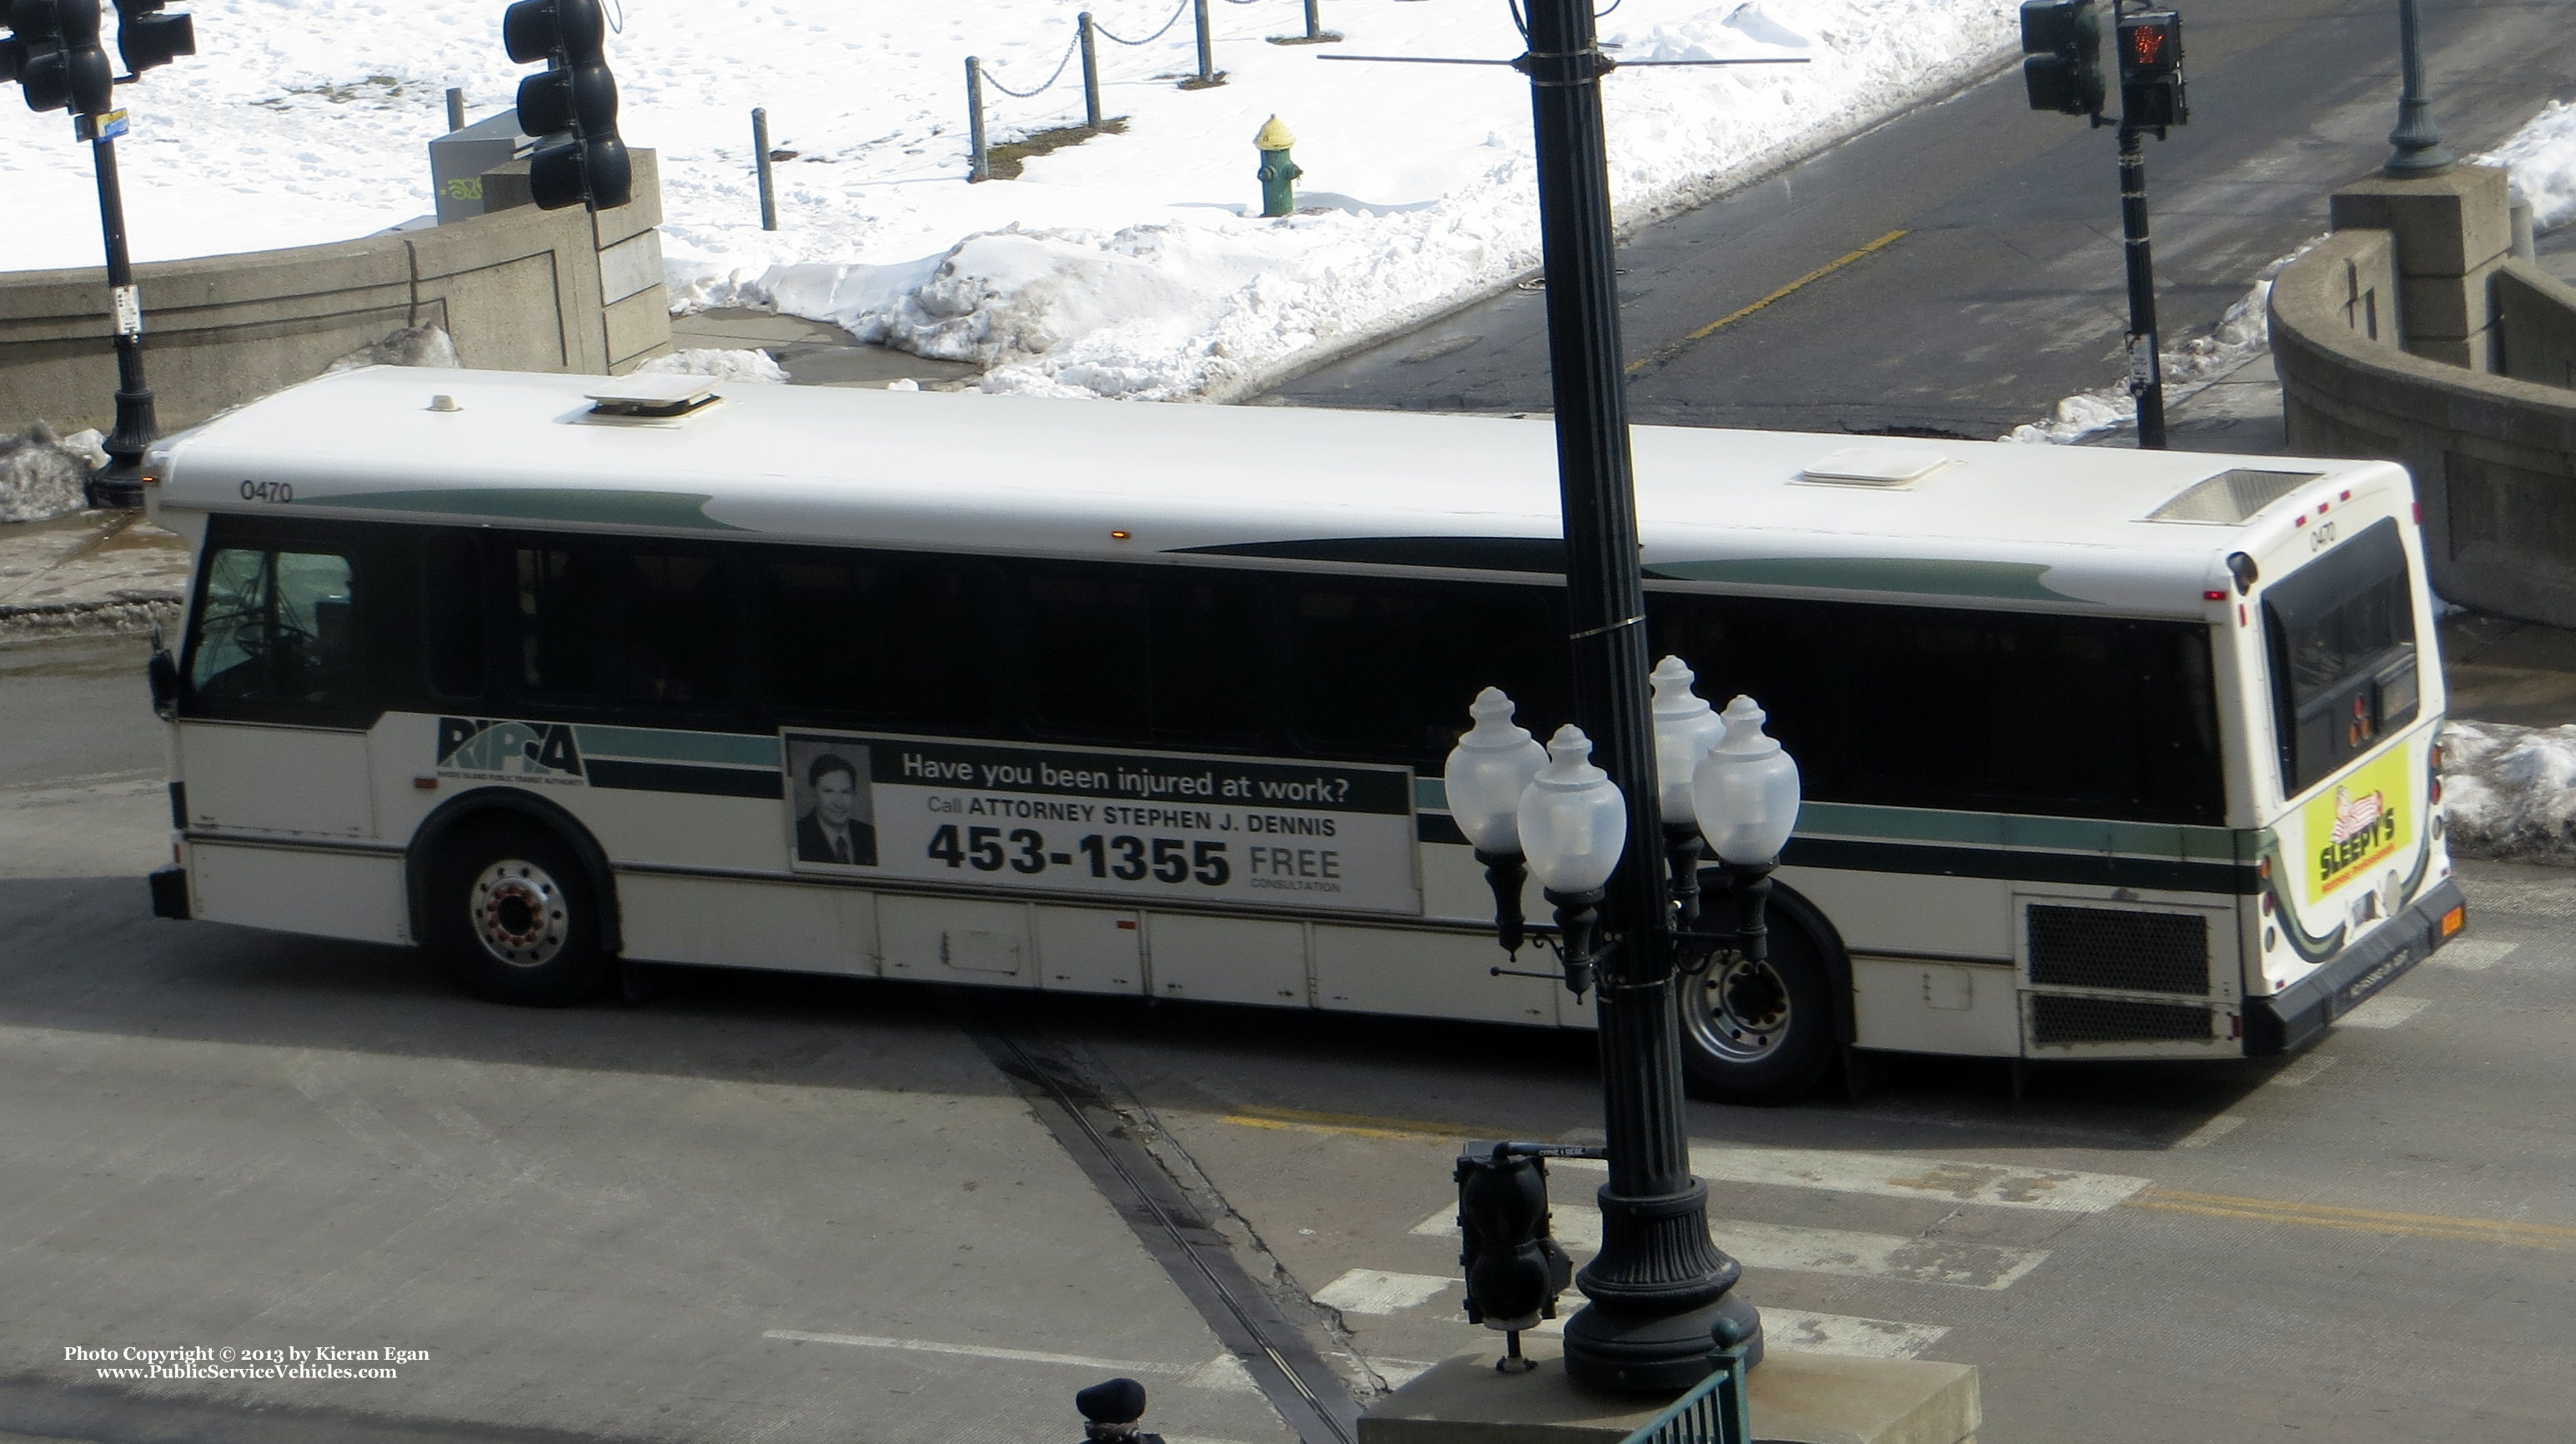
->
4, 637, 2575, 1444
1263, 0, 2576, 437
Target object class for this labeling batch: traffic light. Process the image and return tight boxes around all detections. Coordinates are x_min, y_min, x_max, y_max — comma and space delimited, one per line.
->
1454, 1144, 1574, 1341
111, 0, 193, 75
503, 0, 630, 212
5, 0, 115, 116
2116, 10, 2186, 128
2019, 0, 2103, 118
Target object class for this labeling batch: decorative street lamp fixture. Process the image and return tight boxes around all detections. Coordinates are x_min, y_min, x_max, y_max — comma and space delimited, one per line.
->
1443, 668, 1801, 1392
2384, 0, 2453, 177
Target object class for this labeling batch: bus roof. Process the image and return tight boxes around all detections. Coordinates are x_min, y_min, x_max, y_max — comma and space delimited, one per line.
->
154, 366, 2413, 619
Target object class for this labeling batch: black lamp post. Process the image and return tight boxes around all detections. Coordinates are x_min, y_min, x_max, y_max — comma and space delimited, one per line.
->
1433, 0, 1810, 1391
2384, 0, 2453, 177
86, 116, 158, 509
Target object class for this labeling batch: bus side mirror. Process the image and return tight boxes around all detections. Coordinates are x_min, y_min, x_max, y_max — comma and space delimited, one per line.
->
148, 649, 181, 720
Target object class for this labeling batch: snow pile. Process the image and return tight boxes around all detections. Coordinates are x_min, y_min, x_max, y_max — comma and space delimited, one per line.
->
2476, 99, 2576, 233
2442, 719, 2576, 865
0, 424, 107, 524
633, 348, 790, 385
0, 0, 2020, 404
323, 323, 461, 374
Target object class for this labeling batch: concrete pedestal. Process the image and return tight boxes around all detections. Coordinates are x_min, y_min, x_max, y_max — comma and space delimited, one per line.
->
1360, 1341, 1978, 1444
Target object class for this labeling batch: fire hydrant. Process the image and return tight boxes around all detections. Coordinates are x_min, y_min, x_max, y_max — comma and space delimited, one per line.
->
1255, 115, 1302, 218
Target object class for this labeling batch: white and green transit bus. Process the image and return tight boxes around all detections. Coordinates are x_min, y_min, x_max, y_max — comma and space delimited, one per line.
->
136, 366, 2467, 1102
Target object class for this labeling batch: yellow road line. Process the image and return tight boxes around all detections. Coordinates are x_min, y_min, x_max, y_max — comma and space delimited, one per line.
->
1218, 1105, 1485, 1141
2128, 1189, 2576, 1250
1624, 228, 1908, 377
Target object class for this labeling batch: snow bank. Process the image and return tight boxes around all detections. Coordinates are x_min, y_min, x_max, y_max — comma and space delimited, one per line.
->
2476, 99, 2576, 233
2443, 719, 2576, 866
2, 0, 2018, 404
633, 348, 790, 385
0, 424, 107, 525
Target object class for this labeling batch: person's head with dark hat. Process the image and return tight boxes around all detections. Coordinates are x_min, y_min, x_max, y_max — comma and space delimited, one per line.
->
1076, 1377, 1162, 1444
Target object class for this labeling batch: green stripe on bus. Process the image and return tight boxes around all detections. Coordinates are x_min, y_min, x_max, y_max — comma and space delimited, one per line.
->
1798, 802, 2249, 861
1645, 557, 2092, 603
574, 725, 780, 769
298, 488, 749, 530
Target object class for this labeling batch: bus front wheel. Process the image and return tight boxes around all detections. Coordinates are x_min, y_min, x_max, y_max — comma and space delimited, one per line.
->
426, 820, 612, 1006
1679, 915, 1835, 1106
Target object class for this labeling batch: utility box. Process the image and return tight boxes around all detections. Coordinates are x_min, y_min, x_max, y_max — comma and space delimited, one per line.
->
428, 112, 530, 223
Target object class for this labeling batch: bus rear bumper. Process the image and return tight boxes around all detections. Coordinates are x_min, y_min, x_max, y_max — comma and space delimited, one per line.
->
148, 865, 190, 921
2245, 876, 2465, 1055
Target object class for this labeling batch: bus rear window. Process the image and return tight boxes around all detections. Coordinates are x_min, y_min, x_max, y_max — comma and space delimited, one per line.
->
2262, 517, 2419, 795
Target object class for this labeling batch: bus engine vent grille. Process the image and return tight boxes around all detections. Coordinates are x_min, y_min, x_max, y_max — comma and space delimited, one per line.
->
2031, 995, 2214, 1047
2026, 905, 2209, 995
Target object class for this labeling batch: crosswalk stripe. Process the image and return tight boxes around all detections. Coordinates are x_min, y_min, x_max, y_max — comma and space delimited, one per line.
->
2429, 939, 2520, 970
2175, 1115, 2245, 1149
2338, 995, 2432, 1029
1409, 1207, 2048, 1290
2271, 1053, 2338, 1087
1552, 1146, 2149, 1213
1315, 1268, 1452, 1316
1322, 1276, 1950, 1360
1751, 1307, 1950, 1359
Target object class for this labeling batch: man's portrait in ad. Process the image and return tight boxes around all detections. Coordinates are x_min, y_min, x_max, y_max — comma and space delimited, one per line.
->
784, 736, 877, 870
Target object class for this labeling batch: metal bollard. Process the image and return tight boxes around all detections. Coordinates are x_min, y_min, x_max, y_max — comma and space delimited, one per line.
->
753, 108, 778, 230
1079, 13, 1102, 129
1256, 115, 1302, 218
965, 57, 990, 182
1192, 0, 1218, 84
445, 87, 466, 133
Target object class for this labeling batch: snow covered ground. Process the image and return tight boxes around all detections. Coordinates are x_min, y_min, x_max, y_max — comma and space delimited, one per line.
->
2443, 720, 2576, 866
0, 0, 2023, 401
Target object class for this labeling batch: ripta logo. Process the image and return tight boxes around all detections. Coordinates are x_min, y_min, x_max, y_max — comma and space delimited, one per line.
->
436, 718, 585, 780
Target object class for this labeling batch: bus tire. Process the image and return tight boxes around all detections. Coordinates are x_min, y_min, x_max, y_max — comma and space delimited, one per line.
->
425, 819, 612, 1007
1678, 906, 1837, 1106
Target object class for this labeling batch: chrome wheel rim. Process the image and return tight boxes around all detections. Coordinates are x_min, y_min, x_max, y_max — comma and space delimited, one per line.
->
1686, 955, 1792, 1063
470, 859, 568, 968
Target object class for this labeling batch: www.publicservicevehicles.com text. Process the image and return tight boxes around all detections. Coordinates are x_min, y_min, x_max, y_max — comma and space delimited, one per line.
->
66, 1345, 426, 1380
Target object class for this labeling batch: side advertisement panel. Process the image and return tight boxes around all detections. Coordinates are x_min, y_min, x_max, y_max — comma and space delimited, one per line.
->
780, 732, 1422, 917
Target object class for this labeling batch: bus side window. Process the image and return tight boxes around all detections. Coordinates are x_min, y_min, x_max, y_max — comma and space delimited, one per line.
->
1288, 577, 1564, 766
1010, 561, 1269, 748
185, 545, 361, 707
763, 550, 998, 730
1024, 567, 1151, 740
424, 532, 485, 699
513, 540, 739, 706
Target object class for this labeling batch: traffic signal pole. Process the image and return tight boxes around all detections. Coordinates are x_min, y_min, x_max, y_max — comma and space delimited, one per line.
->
2117, 121, 2167, 449
88, 128, 158, 508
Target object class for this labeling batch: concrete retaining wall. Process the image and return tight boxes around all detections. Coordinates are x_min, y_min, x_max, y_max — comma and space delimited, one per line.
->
0, 151, 672, 437
2274, 223, 2576, 629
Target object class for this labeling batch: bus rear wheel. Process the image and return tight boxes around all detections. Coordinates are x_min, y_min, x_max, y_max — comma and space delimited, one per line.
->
426, 820, 611, 1006
1679, 918, 1835, 1106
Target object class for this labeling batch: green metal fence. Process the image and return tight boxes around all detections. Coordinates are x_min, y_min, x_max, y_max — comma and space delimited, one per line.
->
1614, 1342, 1755, 1444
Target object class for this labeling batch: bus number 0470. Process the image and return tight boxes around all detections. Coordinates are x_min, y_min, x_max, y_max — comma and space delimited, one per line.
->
925, 825, 1230, 885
